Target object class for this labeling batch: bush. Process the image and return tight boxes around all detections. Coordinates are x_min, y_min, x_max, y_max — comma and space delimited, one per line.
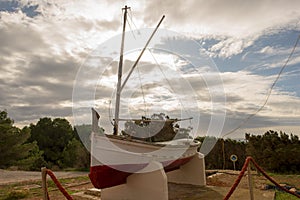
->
5, 190, 29, 200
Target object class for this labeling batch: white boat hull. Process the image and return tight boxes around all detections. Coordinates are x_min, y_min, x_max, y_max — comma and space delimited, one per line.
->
89, 133, 200, 189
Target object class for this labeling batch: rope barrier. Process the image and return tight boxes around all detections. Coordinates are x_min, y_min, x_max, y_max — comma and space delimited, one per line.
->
42, 156, 300, 200
223, 156, 300, 199
250, 158, 300, 198
223, 157, 251, 200
44, 169, 74, 200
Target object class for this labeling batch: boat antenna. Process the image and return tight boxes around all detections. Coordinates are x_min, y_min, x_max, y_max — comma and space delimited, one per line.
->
114, 5, 130, 135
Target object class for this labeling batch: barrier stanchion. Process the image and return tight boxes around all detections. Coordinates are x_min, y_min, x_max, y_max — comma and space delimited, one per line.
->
250, 158, 300, 198
223, 157, 251, 200
40, 168, 74, 200
247, 163, 254, 200
223, 157, 300, 200
41, 167, 49, 200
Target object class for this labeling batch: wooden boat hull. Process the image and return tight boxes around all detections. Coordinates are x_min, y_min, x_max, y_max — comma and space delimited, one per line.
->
89, 133, 200, 189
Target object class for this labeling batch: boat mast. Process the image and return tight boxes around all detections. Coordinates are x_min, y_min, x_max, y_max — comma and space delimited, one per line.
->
114, 5, 129, 135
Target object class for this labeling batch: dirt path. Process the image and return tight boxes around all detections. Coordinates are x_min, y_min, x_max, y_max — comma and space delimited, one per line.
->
0, 169, 88, 185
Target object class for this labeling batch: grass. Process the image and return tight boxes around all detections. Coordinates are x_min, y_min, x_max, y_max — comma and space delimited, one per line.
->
3, 190, 29, 200
0, 171, 299, 199
0, 175, 90, 199
275, 191, 300, 200
260, 173, 300, 200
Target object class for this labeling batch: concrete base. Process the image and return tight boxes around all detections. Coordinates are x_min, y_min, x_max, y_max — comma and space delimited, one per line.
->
101, 153, 206, 200
101, 161, 168, 200
72, 191, 100, 200
167, 152, 206, 186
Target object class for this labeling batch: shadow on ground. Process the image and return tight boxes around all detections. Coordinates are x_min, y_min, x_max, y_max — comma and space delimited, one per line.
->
168, 183, 274, 200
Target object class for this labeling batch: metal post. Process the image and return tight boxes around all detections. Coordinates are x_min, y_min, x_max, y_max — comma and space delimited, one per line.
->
247, 163, 254, 200
41, 167, 49, 200
222, 139, 225, 170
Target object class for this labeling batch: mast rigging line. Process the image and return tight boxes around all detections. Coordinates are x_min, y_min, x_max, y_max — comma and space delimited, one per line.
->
126, 15, 137, 40
114, 6, 164, 135
222, 34, 300, 138
126, 9, 147, 116
115, 117, 193, 122
120, 15, 165, 92
148, 48, 194, 141
127, 9, 140, 38
148, 49, 191, 118
136, 64, 148, 117
128, 9, 140, 32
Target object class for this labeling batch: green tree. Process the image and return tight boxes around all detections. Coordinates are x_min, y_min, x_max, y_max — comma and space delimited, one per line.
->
0, 110, 34, 168
122, 113, 190, 142
223, 138, 246, 170
17, 140, 47, 171
59, 138, 90, 169
196, 136, 246, 170
74, 124, 93, 150
203, 137, 224, 169
246, 130, 300, 173
28, 117, 74, 167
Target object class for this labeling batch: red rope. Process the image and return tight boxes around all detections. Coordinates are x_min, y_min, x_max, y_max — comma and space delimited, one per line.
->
250, 158, 300, 198
223, 156, 300, 199
223, 157, 251, 200
43, 157, 300, 200
46, 169, 73, 200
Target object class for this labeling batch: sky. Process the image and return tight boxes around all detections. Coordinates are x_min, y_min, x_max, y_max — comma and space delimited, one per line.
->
1, 0, 300, 139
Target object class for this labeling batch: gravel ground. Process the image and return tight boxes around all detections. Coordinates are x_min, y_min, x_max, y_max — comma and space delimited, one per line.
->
1, 169, 298, 199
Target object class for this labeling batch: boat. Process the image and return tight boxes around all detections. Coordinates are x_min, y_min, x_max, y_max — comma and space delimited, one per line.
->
89, 5, 201, 189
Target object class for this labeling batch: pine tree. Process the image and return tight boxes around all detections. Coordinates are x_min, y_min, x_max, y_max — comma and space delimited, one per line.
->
0, 110, 33, 168
28, 117, 74, 167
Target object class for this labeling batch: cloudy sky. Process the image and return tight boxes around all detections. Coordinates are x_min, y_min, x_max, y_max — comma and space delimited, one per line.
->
1, 0, 300, 138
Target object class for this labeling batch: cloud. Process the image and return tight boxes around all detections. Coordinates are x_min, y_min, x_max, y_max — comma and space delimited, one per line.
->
219, 71, 300, 135
260, 46, 275, 54
0, 0, 40, 17
144, 0, 300, 37
0, 0, 127, 126
1, 0, 300, 137
0, 56, 78, 124
0, 14, 47, 55
208, 37, 256, 58
142, 0, 300, 58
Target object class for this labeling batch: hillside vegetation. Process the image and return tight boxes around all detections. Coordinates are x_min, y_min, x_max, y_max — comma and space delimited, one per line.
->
1, 110, 299, 173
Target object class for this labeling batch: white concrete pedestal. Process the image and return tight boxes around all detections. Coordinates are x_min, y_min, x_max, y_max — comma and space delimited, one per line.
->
101, 161, 168, 200
101, 152, 206, 200
167, 152, 206, 186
